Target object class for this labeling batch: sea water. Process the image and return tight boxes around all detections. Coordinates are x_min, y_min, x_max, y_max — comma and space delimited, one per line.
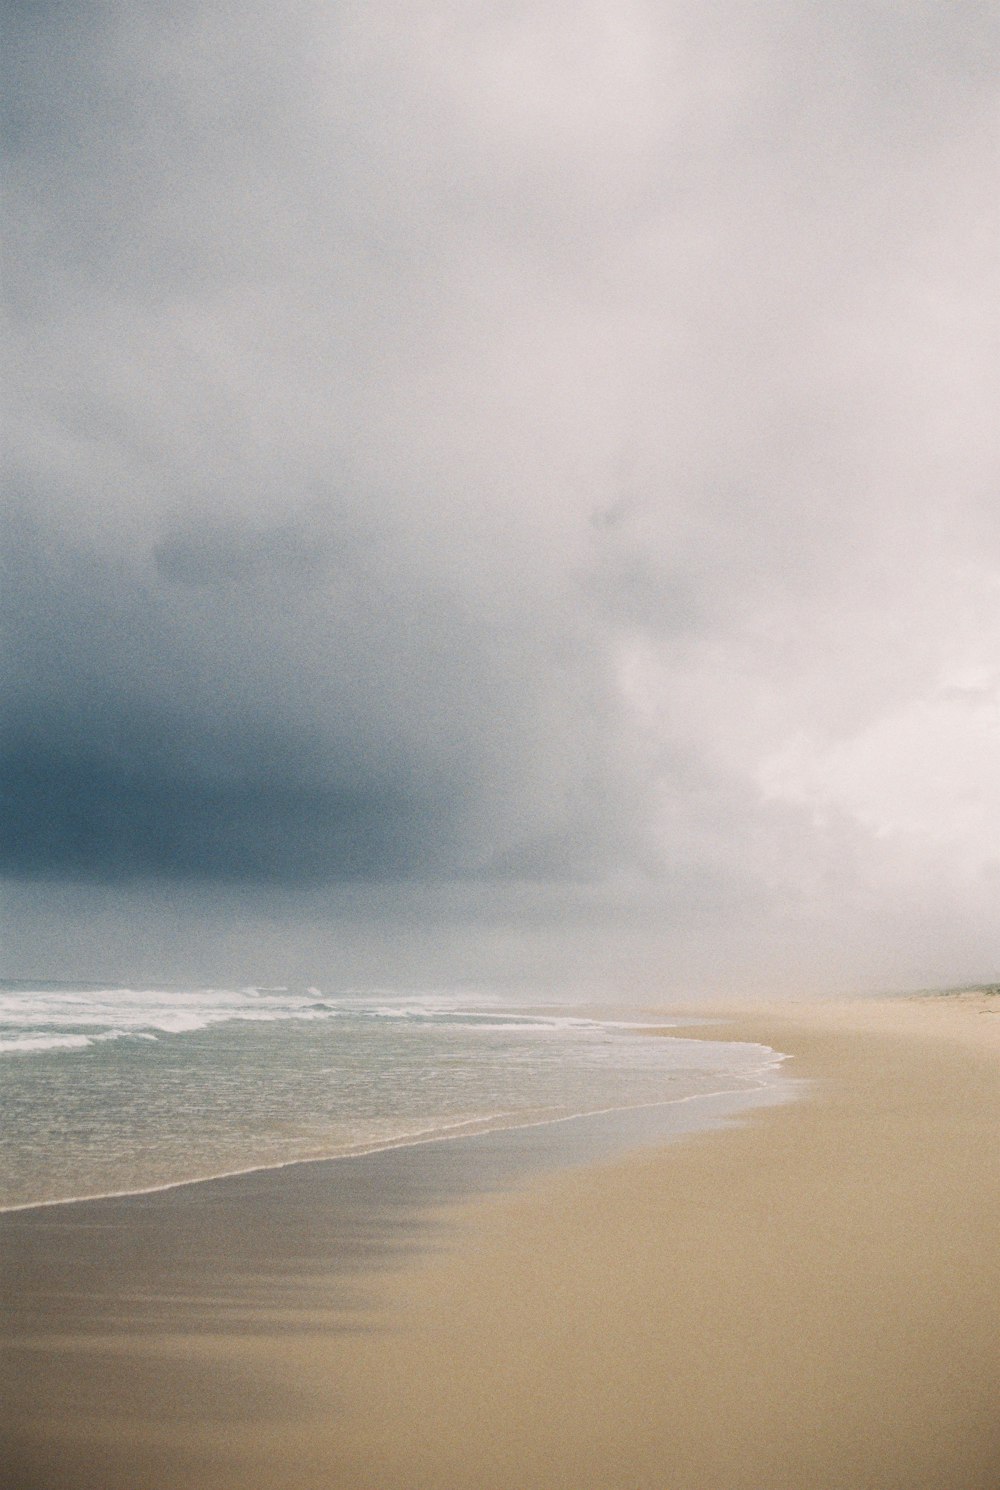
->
0, 980, 789, 1210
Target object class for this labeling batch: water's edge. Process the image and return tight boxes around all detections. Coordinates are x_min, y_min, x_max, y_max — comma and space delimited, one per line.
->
2, 1051, 798, 1220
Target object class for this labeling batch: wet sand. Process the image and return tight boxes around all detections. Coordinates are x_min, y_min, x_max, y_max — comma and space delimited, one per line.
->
3, 994, 999, 1489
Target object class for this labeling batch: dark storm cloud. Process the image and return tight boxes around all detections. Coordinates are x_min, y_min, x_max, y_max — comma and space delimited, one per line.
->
1, 506, 644, 885
1, 516, 438, 881
153, 521, 335, 588
2, 1, 998, 988
2, 737, 418, 882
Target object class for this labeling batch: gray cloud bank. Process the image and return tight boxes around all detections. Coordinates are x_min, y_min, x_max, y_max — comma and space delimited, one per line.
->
3, 1, 998, 993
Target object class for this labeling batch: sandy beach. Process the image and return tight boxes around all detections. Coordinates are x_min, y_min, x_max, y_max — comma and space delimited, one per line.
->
3, 993, 999, 1490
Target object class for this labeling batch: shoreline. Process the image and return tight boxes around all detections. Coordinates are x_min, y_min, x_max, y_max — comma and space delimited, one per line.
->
3, 994, 998, 1489
0, 1078, 781, 1216
0, 1032, 788, 1215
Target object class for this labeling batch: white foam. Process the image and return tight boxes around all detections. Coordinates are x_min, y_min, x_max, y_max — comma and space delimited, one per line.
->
0, 1027, 165, 1054
0, 984, 774, 1061
0, 984, 352, 1055
0, 1032, 97, 1053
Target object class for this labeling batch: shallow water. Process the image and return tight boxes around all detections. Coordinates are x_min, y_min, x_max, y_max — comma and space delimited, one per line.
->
0, 981, 789, 1209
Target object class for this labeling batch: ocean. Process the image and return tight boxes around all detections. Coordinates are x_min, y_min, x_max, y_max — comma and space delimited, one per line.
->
0, 980, 791, 1211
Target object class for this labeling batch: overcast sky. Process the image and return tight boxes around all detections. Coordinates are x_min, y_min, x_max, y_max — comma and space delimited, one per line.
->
3, 1, 998, 996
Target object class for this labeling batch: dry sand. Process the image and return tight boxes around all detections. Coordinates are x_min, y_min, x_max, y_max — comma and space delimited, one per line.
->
3, 993, 999, 1489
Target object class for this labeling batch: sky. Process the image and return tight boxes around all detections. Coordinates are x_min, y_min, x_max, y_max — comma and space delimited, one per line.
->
2, 0, 998, 997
